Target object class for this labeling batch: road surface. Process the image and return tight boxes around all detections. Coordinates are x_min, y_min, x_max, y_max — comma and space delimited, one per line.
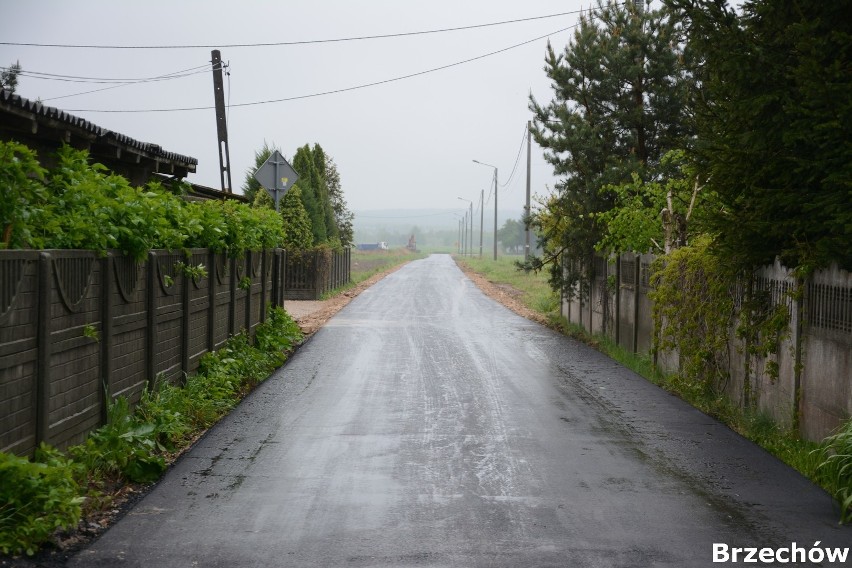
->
71, 254, 850, 567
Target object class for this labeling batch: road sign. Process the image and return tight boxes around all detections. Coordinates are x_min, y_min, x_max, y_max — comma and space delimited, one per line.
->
253, 150, 299, 211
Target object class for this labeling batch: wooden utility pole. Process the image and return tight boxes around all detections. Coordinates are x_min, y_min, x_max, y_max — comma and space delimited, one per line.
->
211, 50, 233, 193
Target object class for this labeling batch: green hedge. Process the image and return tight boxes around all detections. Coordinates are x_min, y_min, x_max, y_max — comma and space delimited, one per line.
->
1, 141, 284, 258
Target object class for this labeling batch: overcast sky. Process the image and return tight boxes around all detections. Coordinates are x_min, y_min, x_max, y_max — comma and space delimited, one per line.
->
1, 0, 597, 226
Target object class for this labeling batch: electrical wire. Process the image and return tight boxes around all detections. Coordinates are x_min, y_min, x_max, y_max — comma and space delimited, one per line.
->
62, 24, 577, 113
499, 122, 529, 190
3, 64, 213, 84
0, 9, 596, 50
37, 64, 215, 102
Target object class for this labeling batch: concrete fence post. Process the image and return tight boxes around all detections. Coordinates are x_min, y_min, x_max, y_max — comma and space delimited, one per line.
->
145, 251, 157, 390
35, 252, 51, 446
100, 254, 113, 424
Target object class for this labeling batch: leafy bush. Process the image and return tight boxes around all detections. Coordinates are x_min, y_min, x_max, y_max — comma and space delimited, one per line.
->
0, 141, 285, 257
69, 397, 166, 484
0, 306, 302, 555
0, 445, 83, 556
814, 419, 852, 524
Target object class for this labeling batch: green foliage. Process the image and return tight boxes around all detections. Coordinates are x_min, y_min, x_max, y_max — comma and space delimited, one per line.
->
174, 261, 208, 283
650, 238, 735, 391
2, 142, 284, 258
278, 186, 314, 251
669, 0, 852, 271
497, 218, 525, 252
0, 141, 49, 249
597, 150, 708, 254
243, 142, 351, 249
240, 141, 275, 203
0, 445, 83, 556
326, 157, 354, 247
292, 145, 328, 244
0, 305, 302, 555
528, 0, 694, 294
0, 61, 21, 93
69, 397, 166, 484
814, 419, 852, 524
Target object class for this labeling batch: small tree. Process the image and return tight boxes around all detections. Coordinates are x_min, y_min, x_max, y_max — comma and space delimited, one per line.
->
1, 61, 21, 93
278, 186, 313, 251
241, 142, 276, 203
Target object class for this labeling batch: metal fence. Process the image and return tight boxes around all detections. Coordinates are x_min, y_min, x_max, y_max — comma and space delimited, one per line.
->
0, 247, 349, 456
562, 254, 852, 441
284, 248, 351, 300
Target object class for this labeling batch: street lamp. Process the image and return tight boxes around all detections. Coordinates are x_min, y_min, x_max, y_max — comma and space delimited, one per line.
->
452, 213, 463, 254
458, 197, 473, 257
473, 160, 498, 260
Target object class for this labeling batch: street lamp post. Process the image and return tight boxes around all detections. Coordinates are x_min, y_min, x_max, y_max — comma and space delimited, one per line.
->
458, 197, 473, 257
473, 160, 498, 260
479, 189, 484, 258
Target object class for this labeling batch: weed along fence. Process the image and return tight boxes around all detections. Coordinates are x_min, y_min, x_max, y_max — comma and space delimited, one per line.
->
0, 247, 350, 457
562, 254, 852, 442
284, 248, 351, 300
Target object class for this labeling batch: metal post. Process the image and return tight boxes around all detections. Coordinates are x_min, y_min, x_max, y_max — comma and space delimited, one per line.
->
273, 159, 280, 211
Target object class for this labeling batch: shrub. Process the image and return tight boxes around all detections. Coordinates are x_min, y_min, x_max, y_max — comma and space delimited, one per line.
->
69, 397, 166, 484
0, 445, 83, 556
814, 419, 852, 524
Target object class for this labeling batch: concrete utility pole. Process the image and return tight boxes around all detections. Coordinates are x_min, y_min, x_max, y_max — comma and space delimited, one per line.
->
473, 159, 499, 260
479, 189, 484, 258
525, 121, 532, 261
211, 50, 232, 193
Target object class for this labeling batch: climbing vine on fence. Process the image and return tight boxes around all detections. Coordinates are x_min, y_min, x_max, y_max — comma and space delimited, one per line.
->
650, 238, 794, 404
650, 238, 736, 393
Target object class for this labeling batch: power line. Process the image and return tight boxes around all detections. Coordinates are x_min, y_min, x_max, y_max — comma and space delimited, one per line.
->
1, 64, 212, 83
62, 24, 577, 113
499, 122, 529, 190
0, 9, 592, 50
37, 64, 214, 102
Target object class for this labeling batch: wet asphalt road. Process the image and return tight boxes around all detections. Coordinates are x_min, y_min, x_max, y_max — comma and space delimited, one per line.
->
71, 254, 850, 567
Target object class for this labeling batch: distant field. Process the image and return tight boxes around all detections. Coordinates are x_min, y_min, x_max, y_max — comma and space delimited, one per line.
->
350, 248, 427, 285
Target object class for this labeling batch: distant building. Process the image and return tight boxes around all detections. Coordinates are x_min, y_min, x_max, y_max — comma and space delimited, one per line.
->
356, 242, 389, 251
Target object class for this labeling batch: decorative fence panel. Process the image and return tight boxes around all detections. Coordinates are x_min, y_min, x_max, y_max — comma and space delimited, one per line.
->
562, 253, 852, 441
0, 246, 346, 456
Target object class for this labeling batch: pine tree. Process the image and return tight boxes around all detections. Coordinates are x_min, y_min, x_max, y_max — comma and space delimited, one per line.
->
528, 0, 692, 293
241, 142, 276, 203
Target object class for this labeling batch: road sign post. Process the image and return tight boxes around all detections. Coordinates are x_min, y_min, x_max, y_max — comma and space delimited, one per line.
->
254, 150, 299, 212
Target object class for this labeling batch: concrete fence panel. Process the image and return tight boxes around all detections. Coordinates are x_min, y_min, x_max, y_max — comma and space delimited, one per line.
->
0, 246, 341, 456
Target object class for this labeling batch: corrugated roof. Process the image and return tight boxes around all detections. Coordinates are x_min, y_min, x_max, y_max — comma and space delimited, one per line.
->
0, 89, 198, 168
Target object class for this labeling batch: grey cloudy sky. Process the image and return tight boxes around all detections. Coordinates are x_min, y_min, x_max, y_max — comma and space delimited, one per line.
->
1, 0, 593, 225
